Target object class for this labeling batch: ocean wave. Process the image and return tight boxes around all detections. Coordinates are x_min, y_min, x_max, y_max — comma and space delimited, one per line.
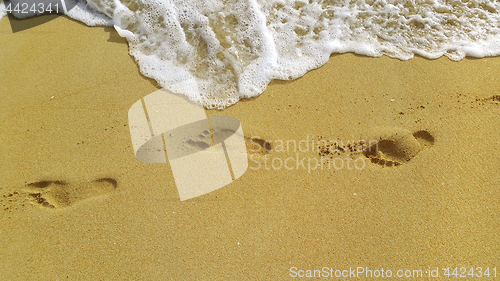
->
3, 0, 500, 108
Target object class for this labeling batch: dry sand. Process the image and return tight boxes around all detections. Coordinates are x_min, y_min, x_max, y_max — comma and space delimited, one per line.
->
1, 15, 499, 280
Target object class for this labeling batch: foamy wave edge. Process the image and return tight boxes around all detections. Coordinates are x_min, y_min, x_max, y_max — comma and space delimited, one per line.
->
0, 2, 7, 19
2, 0, 500, 109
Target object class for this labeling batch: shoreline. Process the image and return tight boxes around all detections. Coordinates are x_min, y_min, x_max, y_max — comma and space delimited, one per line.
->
1, 15, 499, 280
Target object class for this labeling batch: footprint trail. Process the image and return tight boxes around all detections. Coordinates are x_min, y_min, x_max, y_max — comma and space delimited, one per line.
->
317, 127, 435, 168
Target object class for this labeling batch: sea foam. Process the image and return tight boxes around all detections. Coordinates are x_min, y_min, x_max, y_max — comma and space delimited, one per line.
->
0, 2, 7, 19
3, 0, 500, 108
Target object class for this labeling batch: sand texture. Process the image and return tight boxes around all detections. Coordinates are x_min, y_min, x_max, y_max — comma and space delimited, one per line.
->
1, 15, 499, 280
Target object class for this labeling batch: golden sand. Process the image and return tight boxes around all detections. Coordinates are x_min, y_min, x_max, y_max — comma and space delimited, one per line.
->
1, 15, 499, 279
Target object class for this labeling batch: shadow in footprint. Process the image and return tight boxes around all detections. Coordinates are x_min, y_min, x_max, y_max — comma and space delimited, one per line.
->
364, 128, 435, 167
23, 178, 118, 209
26, 180, 68, 189
413, 130, 435, 147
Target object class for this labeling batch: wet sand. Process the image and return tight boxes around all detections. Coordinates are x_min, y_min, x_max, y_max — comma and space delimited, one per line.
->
1, 15, 499, 279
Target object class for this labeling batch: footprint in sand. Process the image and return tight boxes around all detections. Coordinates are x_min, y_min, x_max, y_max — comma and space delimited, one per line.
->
245, 136, 272, 160
21, 178, 117, 209
363, 128, 435, 167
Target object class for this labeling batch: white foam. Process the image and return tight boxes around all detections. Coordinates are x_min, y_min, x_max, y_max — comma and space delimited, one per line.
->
4, 0, 500, 108
106, 0, 500, 108
0, 2, 6, 20
65, 1, 113, 26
